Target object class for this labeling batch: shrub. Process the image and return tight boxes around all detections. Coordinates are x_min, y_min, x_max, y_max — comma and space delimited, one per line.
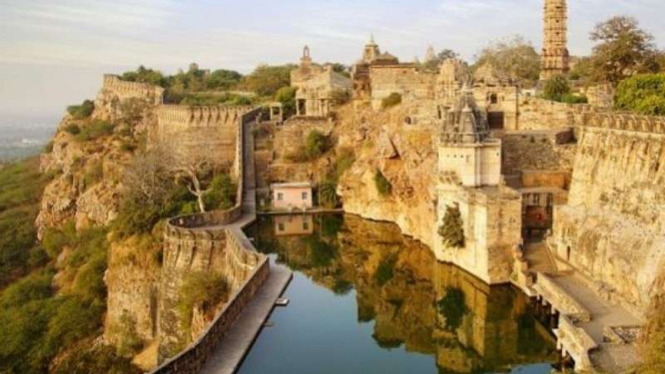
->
560, 93, 589, 104
0, 158, 48, 286
42, 220, 77, 259
332, 149, 355, 182
177, 272, 229, 330
275, 86, 297, 116
67, 100, 95, 119
120, 141, 137, 153
83, 160, 104, 190
615, 73, 665, 116
374, 169, 392, 196
318, 181, 339, 209
43, 141, 54, 154
115, 312, 144, 357
64, 123, 81, 135
382, 93, 402, 109
0, 270, 54, 309
305, 130, 329, 159
438, 204, 465, 248
52, 343, 141, 374
203, 174, 236, 211
542, 75, 571, 102
75, 120, 115, 142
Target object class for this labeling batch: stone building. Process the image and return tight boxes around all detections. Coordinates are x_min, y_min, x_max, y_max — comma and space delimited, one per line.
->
434, 91, 522, 284
540, 0, 570, 80
290, 46, 352, 117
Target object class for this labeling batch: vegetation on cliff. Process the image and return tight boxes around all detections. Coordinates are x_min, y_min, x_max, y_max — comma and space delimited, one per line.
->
374, 169, 392, 196
177, 272, 230, 332
438, 204, 465, 248
0, 158, 50, 288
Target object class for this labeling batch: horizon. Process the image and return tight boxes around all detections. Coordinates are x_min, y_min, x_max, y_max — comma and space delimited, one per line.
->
1, 0, 665, 124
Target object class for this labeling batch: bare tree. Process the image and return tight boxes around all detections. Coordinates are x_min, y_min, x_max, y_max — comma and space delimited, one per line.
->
169, 151, 216, 213
123, 146, 173, 206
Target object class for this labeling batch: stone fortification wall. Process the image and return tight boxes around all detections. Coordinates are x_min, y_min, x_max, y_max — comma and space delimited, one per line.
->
549, 114, 665, 316
501, 129, 576, 175
154, 105, 253, 171
272, 116, 332, 160
369, 65, 436, 109
154, 107, 266, 363
515, 97, 600, 130
100, 74, 164, 105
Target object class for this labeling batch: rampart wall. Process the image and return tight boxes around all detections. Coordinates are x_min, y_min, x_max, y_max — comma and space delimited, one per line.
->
369, 66, 436, 109
153, 108, 267, 367
100, 74, 165, 105
547, 107, 665, 316
154, 105, 253, 171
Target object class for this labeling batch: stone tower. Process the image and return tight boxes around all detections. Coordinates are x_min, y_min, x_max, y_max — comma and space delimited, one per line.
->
540, 0, 570, 80
362, 35, 380, 63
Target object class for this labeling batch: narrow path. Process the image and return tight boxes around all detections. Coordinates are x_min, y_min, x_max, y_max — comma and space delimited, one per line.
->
523, 241, 557, 274
199, 263, 292, 374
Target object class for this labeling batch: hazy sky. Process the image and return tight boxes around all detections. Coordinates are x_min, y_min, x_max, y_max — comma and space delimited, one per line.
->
1, 0, 664, 125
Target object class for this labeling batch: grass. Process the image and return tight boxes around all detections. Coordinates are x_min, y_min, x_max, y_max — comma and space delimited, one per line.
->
0, 157, 50, 288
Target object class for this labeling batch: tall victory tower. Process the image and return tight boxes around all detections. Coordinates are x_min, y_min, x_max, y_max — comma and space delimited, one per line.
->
540, 0, 570, 80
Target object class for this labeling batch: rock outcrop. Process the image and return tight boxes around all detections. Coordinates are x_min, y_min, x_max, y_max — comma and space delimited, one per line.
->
336, 105, 438, 248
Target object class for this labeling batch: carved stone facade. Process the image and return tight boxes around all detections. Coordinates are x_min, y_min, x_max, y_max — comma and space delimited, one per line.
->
435, 92, 522, 284
290, 46, 352, 117
540, 0, 570, 80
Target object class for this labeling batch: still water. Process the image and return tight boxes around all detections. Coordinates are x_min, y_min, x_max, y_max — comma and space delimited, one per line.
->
240, 214, 557, 374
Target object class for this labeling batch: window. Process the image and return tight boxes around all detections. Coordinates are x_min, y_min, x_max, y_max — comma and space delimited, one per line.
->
277, 192, 284, 201
490, 93, 498, 104
303, 222, 309, 230
302, 192, 308, 200
278, 223, 285, 231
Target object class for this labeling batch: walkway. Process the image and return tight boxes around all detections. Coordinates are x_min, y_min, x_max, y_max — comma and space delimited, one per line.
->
199, 120, 293, 374
523, 241, 557, 274
199, 263, 292, 374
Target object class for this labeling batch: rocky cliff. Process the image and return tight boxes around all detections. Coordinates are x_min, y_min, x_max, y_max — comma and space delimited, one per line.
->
335, 105, 438, 248
37, 79, 160, 237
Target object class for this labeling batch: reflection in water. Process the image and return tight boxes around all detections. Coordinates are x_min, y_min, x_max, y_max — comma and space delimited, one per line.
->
241, 214, 557, 374
274, 214, 315, 236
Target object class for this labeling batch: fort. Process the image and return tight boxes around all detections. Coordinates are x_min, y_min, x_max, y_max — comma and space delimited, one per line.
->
33, 0, 664, 372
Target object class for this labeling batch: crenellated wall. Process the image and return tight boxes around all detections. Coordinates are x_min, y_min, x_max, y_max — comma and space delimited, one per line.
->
154, 105, 253, 171
152, 107, 269, 367
100, 75, 165, 105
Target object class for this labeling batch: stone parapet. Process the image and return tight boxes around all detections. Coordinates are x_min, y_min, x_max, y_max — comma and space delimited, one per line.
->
101, 74, 165, 105
150, 257, 269, 374
533, 274, 591, 322
554, 315, 598, 372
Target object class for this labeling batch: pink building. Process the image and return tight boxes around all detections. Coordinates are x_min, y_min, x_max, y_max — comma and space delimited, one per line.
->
271, 182, 313, 211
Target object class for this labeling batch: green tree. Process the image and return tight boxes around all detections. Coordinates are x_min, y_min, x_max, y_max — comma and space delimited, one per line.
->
242, 64, 295, 97
121, 66, 167, 87
304, 130, 329, 160
588, 16, 660, 86
473, 35, 540, 83
206, 69, 243, 90
438, 204, 465, 248
275, 86, 297, 117
615, 73, 665, 115
318, 181, 339, 208
542, 75, 572, 102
